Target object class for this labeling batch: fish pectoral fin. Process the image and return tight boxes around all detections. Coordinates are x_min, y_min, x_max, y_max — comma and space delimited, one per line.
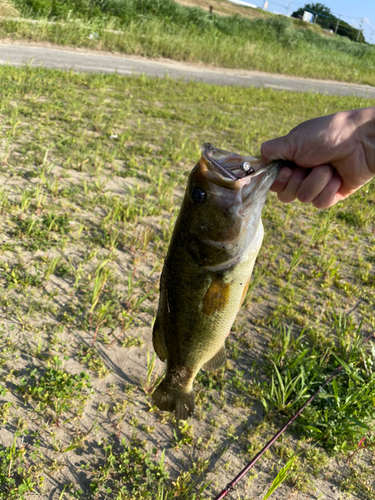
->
152, 317, 167, 362
202, 344, 226, 372
202, 276, 231, 317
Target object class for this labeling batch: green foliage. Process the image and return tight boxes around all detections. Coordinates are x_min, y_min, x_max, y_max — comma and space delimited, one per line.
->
292, 2, 332, 25
262, 453, 298, 499
0, 437, 36, 500
264, 322, 375, 451
10, 0, 365, 49
89, 440, 169, 499
13, 213, 72, 250
0, 262, 42, 289
8, 0, 373, 83
16, 364, 93, 421
77, 344, 110, 378
0, 0, 19, 16
121, 335, 144, 348
292, 2, 365, 43
172, 421, 194, 448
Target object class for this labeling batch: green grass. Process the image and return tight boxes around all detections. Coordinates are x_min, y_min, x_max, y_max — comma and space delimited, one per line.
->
89, 442, 170, 498
16, 365, 93, 423
0, 434, 37, 500
0, 64, 374, 498
263, 321, 375, 451
0, 0, 374, 85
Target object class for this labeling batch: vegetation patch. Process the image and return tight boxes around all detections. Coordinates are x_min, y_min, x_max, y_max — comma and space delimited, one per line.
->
16, 363, 93, 423
264, 322, 375, 451
0, 438, 37, 500
89, 441, 169, 499
0, 65, 373, 498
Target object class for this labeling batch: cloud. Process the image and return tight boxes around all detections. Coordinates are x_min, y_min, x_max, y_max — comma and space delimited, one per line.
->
362, 18, 372, 28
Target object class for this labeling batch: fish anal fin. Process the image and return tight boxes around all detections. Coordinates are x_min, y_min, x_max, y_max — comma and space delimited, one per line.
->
202, 344, 226, 372
152, 317, 167, 362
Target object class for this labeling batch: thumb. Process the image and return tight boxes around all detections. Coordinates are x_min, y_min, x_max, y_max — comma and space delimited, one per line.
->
261, 135, 290, 163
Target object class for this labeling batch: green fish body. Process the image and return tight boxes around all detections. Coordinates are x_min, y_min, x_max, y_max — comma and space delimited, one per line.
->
152, 144, 281, 419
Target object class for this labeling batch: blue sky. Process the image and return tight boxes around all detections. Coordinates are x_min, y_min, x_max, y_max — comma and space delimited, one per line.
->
232, 0, 374, 42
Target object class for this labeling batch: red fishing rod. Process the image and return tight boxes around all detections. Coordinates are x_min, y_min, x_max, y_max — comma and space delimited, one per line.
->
213, 332, 374, 500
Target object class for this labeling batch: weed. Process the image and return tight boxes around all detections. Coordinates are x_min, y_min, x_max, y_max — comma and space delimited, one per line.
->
0, 435, 36, 500
0, 402, 13, 425
43, 255, 62, 282
89, 440, 169, 498
16, 362, 93, 423
142, 349, 164, 395
173, 421, 194, 448
263, 324, 375, 451
13, 214, 71, 251
262, 453, 299, 499
121, 335, 144, 348
77, 344, 110, 378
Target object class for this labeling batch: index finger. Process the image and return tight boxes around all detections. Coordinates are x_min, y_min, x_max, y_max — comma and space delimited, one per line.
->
269, 166, 293, 193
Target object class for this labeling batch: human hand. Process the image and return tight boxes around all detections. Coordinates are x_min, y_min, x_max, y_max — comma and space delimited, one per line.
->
261, 107, 375, 208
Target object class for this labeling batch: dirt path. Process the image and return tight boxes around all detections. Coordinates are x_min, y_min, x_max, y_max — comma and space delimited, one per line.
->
1, 41, 375, 97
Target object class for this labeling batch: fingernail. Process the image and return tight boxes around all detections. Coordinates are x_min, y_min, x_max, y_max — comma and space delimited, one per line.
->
279, 169, 292, 183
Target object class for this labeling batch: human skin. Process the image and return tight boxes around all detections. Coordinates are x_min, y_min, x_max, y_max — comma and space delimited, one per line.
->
261, 107, 375, 208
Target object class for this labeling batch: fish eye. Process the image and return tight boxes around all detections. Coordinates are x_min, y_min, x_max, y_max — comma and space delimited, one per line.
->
191, 187, 206, 204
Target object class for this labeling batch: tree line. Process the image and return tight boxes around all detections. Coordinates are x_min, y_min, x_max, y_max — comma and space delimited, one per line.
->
292, 2, 365, 43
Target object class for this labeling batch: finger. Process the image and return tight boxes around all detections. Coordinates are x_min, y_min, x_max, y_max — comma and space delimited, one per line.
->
277, 167, 308, 203
270, 166, 293, 193
296, 164, 334, 203
313, 174, 343, 208
261, 136, 290, 163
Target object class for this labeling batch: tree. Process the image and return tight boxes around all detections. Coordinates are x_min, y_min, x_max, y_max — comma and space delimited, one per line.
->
333, 19, 365, 43
291, 2, 365, 43
292, 2, 332, 28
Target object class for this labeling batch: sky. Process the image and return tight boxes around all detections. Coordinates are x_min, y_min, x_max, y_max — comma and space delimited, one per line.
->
230, 0, 375, 42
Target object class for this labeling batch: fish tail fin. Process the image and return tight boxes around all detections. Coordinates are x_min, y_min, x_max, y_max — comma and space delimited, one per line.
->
152, 379, 195, 420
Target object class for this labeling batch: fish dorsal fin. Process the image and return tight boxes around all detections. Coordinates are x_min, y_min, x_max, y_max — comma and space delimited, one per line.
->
202, 344, 226, 372
152, 317, 167, 362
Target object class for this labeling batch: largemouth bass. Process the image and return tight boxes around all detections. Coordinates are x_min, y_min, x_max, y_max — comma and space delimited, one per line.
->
152, 143, 281, 420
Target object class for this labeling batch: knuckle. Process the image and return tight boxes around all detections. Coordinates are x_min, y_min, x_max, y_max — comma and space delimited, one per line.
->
278, 192, 295, 203
313, 195, 332, 209
297, 190, 311, 203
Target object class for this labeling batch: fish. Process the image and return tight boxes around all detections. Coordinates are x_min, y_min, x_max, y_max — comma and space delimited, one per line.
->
152, 143, 282, 420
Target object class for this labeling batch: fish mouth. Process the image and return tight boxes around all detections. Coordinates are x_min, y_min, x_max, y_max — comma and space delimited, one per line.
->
200, 142, 283, 200
201, 142, 263, 183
